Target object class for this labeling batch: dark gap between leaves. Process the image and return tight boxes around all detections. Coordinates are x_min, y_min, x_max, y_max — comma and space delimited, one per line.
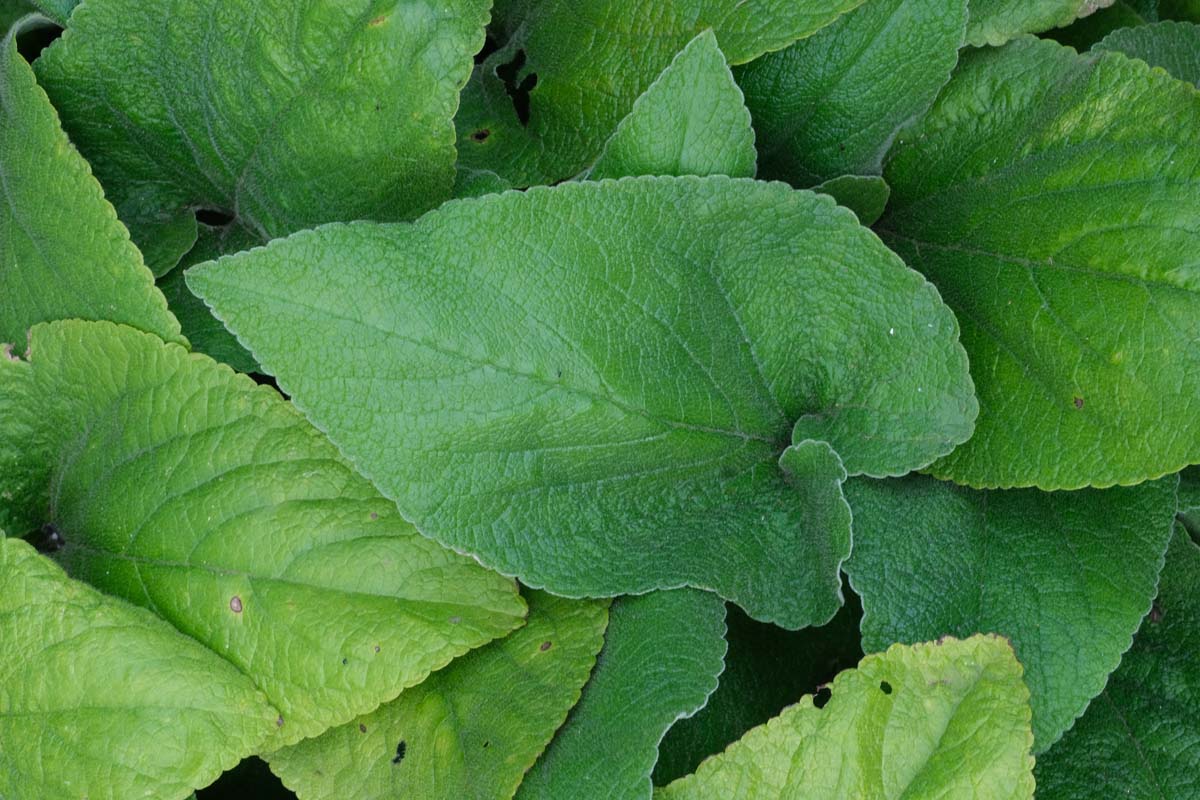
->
495, 49, 537, 126
16, 22, 62, 62
195, 207, 235, 227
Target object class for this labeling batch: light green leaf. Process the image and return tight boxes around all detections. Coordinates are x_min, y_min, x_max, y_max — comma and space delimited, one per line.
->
655, 635, 1035, 800
843, 474, 1178, 751
0, 320, 527, 747
267, 591, 608, 800
158, 225, 260, 373
586, 30, 755, 182
1095, 20, 1200, 85
0, 537, 277, 800
34, 0, 490, 269
517, 590, 726, 800
455, 0, 864, 186
967, 0, 1118, 46
654, 598, 864, 786
0, 22, 182, 347
1035, 526, 1200, 798
811, 175, 890, 226
190, 175, 977, 629
734, 0, 967, 186
880, 37, 1200, 489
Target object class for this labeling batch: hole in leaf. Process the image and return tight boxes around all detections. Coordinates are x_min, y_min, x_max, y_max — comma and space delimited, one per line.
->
195, 207, 235, 227
495, 49, 537, 126
470, 129, 491, 143
392, 740, 407, 765
229, 596, 243, 613
813, 686, 832, 709
539, 640, 553, 652
33, 523, 65, 553
880, 681, 893, 695
359, 724, 368, 733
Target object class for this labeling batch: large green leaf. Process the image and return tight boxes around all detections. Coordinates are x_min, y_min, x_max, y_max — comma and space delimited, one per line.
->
1035, 526, 1200, 798
655, 635, 1035, 799
843, 474, 1178, 751
1094, 20, 1200, 85
267, 591, 608, 800
455, 0, 864, 186
0, 537, 277, 799
653, 597, 864, 786
34, 0, 489, 274
880, 37, 1200, 490
190, 176, 977, 629
517, 590, 726, 800
0, 320, 526, 746
967, 0, 1118, 46
734, 0, 967, 186
0, 23, 182, 346
586, 30, 755, 182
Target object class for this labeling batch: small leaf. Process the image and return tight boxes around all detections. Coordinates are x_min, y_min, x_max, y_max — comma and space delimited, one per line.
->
456, 0, 865, 186
190, 176, 977, 628
967, 0, 1120, 46
586, 30, 755, 181
0, 537, 277, 799
517, 590, 726, 800
843, 474, 1178, 750
1035, 526, 1200, 798
267, 591, 609, 800
735, 0, 968, 185
810, 175, 890, 226
0, 320, 527, 746
881, 37, 1200, 489
655, 635, 1035, 799
1094, 20, 1200, 86
0, 23, 183, 347
34, 0, 491, 269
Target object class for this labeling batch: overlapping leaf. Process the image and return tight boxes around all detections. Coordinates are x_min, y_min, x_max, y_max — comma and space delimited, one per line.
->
655, 635, 1035, 799
0, 320, 526, 746
1035, 527, 1200, 798
190, 175, 976, 628
267, 592, 609, 800
881, 37, 1200, 489
735, 0, 967, 186
1095, 20, 1200, 85
0, 24, 182, 346
517, 590, 726, 800
455, 0, 864, 186
967, 0, 1119, 46
844, 474, 1178, 750
0, 537, 277, 799
35, 0, 490, 273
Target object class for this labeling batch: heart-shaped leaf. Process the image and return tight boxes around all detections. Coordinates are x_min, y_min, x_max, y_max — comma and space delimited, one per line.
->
844, 473, 1178, 750
0, 24, 182, 346
190, 175, 977, 628
0, 320, 526, 746
267, 591, 609, 800
655, 635, 1035, 800
881, 37, 1200, 489
0, 537, 277, 800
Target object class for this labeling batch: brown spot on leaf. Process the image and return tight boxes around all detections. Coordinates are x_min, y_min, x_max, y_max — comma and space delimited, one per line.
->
1073, 396, 1085, 409
360, 723, 368, 733
470, 128, 490, 142
276, 715, 285, 727
1150, 603, 1164, 623
369, 14, 388, 26
539, 641, 552, 652
230, 596, 243, 613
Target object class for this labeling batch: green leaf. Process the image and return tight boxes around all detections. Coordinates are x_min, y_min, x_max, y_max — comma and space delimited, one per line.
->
810, 175, 890, 227
0, 537, 277, 799
653, 597, 864, 786
190, 175, 977, 629
158, 226, 260, 373
843, 474, 1178, 751
1095, 20, 1200, 86
517, 590, 726, 800
34, 0, 490, 270
967, 0, 1119, 46
1159, 0, 1200, 20
1179, 467, 1200, 538
0, 23, 183, 348
585, 30, 755, 182
655, 635, 1035, 799
734, 0, 967, 186
27, 0, 74, 25
455, 0, 864, 186
266, 591, 609, 800
1035, 526, 1200, 798
880, 37, 1200, 489
0, 320, 527, 746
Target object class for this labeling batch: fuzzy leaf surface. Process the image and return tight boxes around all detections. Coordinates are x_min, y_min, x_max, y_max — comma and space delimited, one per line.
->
1095, 20, 1200, 85
967, 0, 1118, 46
